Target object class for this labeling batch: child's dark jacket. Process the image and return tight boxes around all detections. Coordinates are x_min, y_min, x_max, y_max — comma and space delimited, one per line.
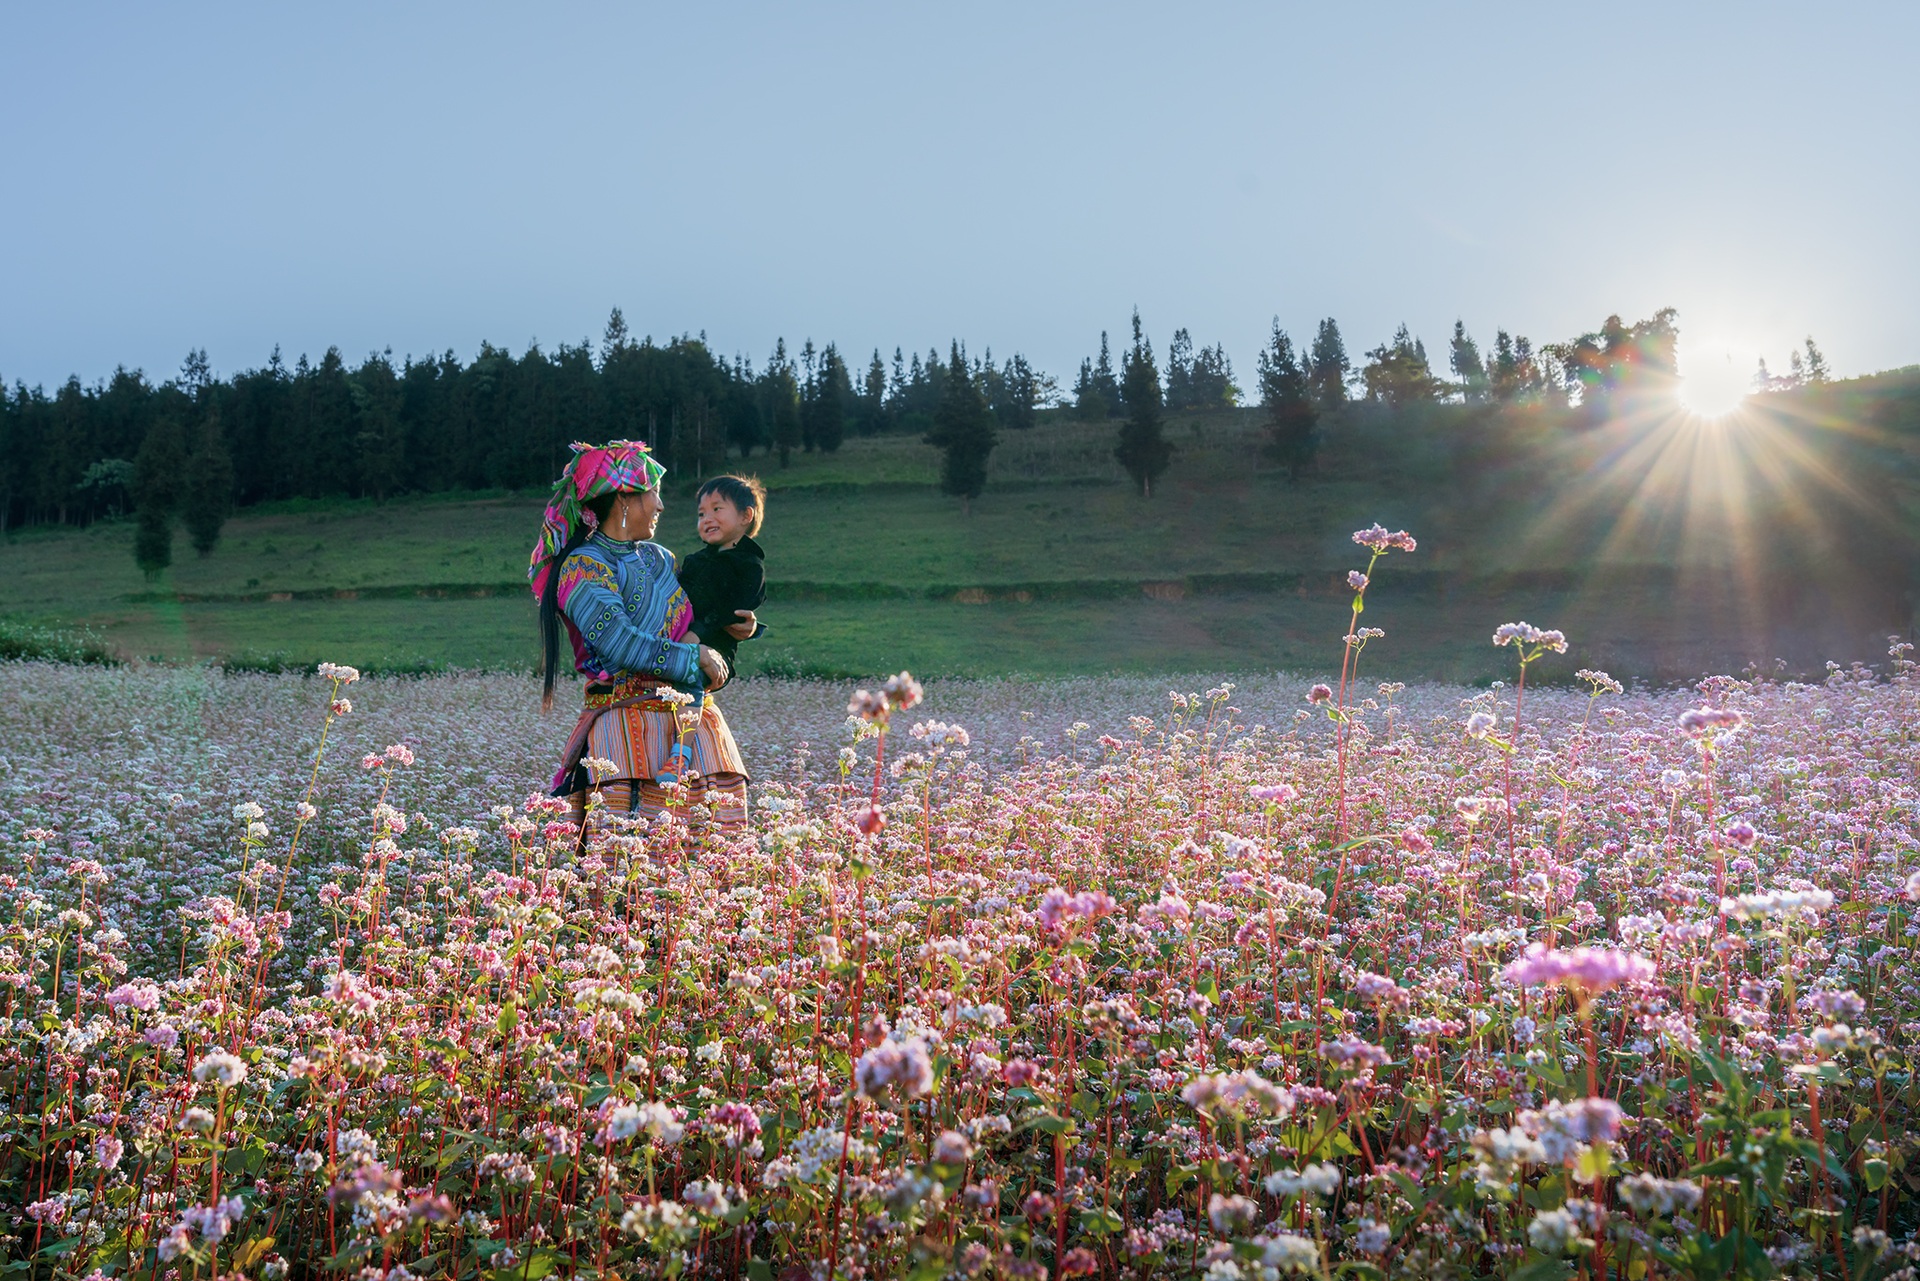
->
677, 535, 766, 666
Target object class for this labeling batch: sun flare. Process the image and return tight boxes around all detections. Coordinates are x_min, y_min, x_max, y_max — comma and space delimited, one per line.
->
1678, 379, 1747, 419
1676, 343, 1750, 418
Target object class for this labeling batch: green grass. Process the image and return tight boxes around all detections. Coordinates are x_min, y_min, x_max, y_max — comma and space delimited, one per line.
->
5, 397, 1915, 681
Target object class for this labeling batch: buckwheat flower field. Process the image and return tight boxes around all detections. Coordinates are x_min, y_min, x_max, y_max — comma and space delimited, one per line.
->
3, 620, 1917, 1277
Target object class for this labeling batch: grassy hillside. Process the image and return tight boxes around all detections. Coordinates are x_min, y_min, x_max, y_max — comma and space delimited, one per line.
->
5, 381, 1916, 683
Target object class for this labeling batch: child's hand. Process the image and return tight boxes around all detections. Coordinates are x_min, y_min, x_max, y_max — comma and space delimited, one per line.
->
697, 645, 731, 690
724, 610, 758, 642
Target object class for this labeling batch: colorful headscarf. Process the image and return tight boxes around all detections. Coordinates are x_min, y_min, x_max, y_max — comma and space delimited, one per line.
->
528, 441, 667, 599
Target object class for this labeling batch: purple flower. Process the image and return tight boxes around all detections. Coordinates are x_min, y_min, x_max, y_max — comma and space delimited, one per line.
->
1502, 943, 1656, 995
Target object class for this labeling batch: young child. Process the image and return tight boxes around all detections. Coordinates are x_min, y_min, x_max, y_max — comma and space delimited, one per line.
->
661, 475, 767, 784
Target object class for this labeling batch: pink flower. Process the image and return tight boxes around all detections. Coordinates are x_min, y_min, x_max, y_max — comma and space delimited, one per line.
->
1678, 706, 1745, 738
1492, 622, 1567, 653
105, 980, 161, 1012
1502, 943, 1655, 996
1307, 684, 1333, 705
1001, 1058, 1042, 1087
855, 1035, 935, 1100
1352, 524, 1416, 553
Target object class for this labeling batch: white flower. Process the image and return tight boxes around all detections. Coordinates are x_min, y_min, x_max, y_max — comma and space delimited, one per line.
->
606, 1103, 643, 1140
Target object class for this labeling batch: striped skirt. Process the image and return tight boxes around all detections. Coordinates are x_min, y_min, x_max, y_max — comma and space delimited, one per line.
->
585, 698, 747, 783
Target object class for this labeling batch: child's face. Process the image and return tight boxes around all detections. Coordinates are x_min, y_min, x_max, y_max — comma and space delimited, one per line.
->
696, 492, 752, 549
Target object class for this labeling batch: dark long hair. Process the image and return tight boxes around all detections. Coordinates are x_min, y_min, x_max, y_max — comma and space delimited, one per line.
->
538, 495, 614, 711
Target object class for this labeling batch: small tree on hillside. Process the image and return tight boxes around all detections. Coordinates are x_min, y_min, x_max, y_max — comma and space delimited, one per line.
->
1361, 324, 1444, 407
1308, 318, 1351, 410
1258, 321, 1318, 482
1802, 337, 1830, 385
727, 356, 766, 457
994, 353, 1040, 430
806, 344, 850, 453
183, 401, 235, 555
925, 342, 997, 514
1074, 332, 1122, 420
350, 354, 404, 502
858, 350, 890, 435
132, 414, 187, 578
1115, 310, 1171, 497
763, 340, 801, 467
1165, 328, 1195, 410
1188, 342, 1241, 409
75, 458, 136, 520
1449, 320, 1488, 403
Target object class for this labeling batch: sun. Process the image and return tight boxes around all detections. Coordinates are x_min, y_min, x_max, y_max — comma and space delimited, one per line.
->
1676, 342, 1750, 419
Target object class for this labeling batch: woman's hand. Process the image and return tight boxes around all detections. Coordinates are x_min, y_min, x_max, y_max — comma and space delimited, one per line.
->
724, 609, 758, 642
697, 645, 731, 691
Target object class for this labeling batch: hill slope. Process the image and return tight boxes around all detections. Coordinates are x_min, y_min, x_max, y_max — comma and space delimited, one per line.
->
4, 380, 1915, 683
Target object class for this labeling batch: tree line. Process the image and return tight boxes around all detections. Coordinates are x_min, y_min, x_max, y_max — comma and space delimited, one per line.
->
1, 304, 1823, 566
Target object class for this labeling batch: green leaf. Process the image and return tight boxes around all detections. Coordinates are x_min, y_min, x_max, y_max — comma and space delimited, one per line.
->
1078, 1207, 1125, 1237
1165, 1164, 1197, 1197
1508, 1257, 1574, 1281
496, 999, 518, 1035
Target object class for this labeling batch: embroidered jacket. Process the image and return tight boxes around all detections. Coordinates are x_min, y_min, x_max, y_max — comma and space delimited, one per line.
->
556, 533, 702, 693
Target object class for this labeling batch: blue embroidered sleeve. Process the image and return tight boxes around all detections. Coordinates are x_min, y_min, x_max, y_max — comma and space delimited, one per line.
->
559, 552, 700, 687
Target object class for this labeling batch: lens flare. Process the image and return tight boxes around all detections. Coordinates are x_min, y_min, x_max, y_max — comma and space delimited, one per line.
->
1676, 344, 1749, 418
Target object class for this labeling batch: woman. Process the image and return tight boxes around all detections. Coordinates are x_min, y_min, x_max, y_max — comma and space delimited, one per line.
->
529, 441, 755, 830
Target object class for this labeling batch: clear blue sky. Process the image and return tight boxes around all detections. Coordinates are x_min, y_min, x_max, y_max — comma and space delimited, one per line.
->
4, 2, 1915, 411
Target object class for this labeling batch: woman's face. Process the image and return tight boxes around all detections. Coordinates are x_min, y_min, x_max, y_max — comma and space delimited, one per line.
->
608, 489, 663, 541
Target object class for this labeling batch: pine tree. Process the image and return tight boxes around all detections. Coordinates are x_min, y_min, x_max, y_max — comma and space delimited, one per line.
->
798, 340, 820, 452
1257, 321, 1318, 481
182, 400, 235, 554
999, 354, 1039, 430
1073, 358, 1102, 421
860, 350, 889, 435
726, 356, 766, 457
807, 343, 849, 453
889, 347, 908, 416
350, 353, 405, 502
1449, 320, 1488, 402
1803, 337, 1830, 385
764, 340, 801, 467
132, 414, 187, 578
1308, 319, 1351, 409
1115, 311, 1171, 497
1189, 343, 1241, 409
1165, 328, 1195, 411
602, 307, 632, 364
1093, 332, 1121, 416
1361, 324, 1442, 407
924, 342, 997, 513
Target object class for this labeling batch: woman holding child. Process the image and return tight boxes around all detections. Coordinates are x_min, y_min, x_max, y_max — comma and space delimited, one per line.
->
528, 440, 764, 831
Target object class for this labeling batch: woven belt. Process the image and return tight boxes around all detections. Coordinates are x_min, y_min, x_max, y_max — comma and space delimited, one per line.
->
584, 678, 715, 713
